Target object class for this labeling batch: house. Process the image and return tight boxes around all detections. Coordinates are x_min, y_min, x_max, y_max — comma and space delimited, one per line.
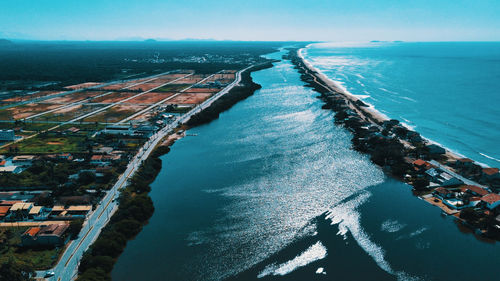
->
90, 155, 109, 166
12, 155, 35, 166
57, 153, 73, 161
465, 185, 489, 197
481, 168, 500, 183
0, 160, 5, 166
28, 206, 43, 219
102, 125, 134, 136
50, 205, 91, 219
455, 158, 475, 171
66, 127, 80, 134
0, 129, 15, 141
439, 172, 464, 187
10, 202, 33, 216
0, 166, 21, 173
434, 187, 455, 199
480, 193, 500, 210
21, 224, 69, 247
427, 144, 446, 155
0, 206, 10, 219
413, 159, 432, 172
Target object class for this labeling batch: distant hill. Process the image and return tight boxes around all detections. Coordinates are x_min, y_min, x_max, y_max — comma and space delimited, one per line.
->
0, 39, 13, 45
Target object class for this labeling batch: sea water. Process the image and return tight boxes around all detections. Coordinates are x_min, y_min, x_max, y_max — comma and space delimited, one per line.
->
303, 42, 500, 167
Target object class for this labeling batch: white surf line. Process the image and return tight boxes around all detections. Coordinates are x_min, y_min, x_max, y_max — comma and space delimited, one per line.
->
24, 72, 175, 121
115, 72, 222, 124
63, 73, 194, 124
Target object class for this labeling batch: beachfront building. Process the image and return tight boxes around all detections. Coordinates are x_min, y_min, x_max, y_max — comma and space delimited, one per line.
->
481, 168, 500, 183
427, 144, 446, 155
21, 224, 69, 247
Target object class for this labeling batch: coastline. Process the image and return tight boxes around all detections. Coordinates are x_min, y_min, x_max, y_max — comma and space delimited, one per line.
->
297, 46, 468, 166
289, 46, 500, 240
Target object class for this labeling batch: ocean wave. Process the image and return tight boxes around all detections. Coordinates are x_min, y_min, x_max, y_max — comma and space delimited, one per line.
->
257, 241, 327, 278
479, 152, 500, 163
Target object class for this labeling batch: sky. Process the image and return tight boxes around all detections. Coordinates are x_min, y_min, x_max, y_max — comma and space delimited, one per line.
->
1, 0, 499, 41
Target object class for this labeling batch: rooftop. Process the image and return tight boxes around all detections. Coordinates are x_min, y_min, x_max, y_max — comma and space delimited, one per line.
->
482, 168, 499, 176
465, 185, 489, 196
481, 193, 500, 204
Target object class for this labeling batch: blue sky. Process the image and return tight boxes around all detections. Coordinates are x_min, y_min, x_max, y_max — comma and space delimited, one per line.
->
1, 0, 499, 41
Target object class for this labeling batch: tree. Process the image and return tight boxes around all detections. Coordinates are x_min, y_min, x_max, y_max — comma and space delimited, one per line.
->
413, 178, 429, 190
78, 171, 96, 185
0, 257, 35, 281
69, 219, 84, 239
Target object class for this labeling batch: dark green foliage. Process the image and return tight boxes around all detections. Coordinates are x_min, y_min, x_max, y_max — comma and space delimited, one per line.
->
0, 257, 35, 281
68, 219, 84, 240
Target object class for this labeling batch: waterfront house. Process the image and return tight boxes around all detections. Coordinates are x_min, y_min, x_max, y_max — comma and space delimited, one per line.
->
21, 224, 69, 247
480, 193, 500, 210
456, 158, 474, 167
413, 159, 432, 173
465, 185, 489, 197
439, 172, 464, 187
434, 187, 455, 199
427, 144, 446, 155
481, 168, 500, 183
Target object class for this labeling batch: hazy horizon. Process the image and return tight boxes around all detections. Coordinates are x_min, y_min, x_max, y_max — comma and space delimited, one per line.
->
2, 0, 499, 42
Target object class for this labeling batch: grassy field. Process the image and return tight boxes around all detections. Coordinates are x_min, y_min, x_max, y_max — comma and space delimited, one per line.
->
0, 227, 63, 270
1, 134, 87, 154
156, 84, 190, 92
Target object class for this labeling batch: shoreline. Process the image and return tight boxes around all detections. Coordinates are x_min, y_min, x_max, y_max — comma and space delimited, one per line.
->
296, 46, 472, 167
76, 62, 274, 281
289, 47, 500, 241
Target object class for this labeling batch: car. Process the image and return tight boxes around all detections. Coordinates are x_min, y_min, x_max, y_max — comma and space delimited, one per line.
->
45, 271, 55, 277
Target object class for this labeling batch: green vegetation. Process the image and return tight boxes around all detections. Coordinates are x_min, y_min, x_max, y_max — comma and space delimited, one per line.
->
77, 146, 170, 281
0, 227, 62, 271
156, 84, 190, 92
1, 134, 86, 154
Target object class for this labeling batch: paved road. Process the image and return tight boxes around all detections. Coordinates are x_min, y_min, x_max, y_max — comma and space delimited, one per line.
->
35, 65, 253, 281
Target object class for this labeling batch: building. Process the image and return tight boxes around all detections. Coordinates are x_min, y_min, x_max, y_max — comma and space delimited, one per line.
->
0, 206, 10, 219
21, 224, 69, 247
455, 158, 475, 171
102, 125, 134, 136
481, 168, 500, 183
50, 205, 92, 219
28, 206, 43, 219
480, 193, 500, 210
0, 129, 15, 141
413, 159, 432, 172
427, 144, 446, 155
0, 166, 21, 173
10, 202, 33, 216
465, 185, 489, 197
434, 187, 455, 199
12, 155, 35, 166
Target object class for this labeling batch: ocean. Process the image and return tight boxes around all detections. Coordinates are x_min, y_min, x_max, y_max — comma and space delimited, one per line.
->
302, 42, 500, 167
112, 45, 500, 281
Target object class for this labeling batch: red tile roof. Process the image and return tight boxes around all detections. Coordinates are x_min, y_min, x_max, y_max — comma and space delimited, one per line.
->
481, 193, 500, 204
482, 168, 499, 176
458, 158, 474, 163
0, 160, 5, 166
91, 155, 103, 161
0, 206, 10, 216
435, 187, 452, 194
413, 159, 427, 166
24, 227, 41, 237
465, 185, 489, 196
